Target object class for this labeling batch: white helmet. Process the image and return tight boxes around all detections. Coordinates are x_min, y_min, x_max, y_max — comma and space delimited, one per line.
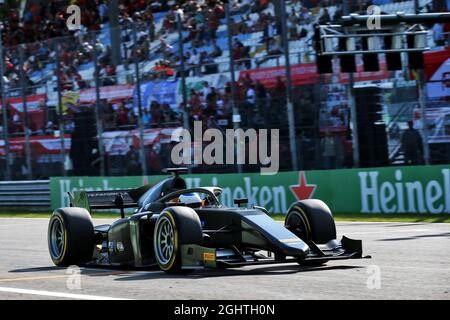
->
179, 193, 202, 205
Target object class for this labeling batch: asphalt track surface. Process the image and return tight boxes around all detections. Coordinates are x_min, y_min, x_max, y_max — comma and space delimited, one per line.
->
0, 218, 449, 300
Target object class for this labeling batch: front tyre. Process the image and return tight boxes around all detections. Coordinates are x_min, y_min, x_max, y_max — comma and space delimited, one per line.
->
285, 199, 337, 266
48, 208, 95, 266
153, 207, 203, 274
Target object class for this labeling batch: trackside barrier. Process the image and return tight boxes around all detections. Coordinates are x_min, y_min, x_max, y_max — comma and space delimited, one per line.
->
0, 180, 51, 211
50, 165, 450, 215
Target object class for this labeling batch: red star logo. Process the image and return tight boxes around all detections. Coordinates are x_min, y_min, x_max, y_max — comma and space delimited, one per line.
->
290, 171, 316, 200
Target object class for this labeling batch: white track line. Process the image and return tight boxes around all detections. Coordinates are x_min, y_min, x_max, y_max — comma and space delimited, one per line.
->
0, 286, 130, 300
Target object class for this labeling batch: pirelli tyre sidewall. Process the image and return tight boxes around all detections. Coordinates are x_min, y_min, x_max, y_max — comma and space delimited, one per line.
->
286, 199, 337, 245
153, 207, 203, 273
47, 207, 95, 267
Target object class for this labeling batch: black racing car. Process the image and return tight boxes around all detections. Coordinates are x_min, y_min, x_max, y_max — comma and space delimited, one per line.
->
48, 168, 369, 273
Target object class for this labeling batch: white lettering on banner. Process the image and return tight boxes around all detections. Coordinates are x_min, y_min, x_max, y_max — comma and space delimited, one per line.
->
55, 168, 450, 215
259, 186, 273, 211
188, 176, 287, 213
395, 170, 406, 213
244, 177, 259, 207
233, 187, 246, 202
272, 186, 287, 214
426, 181, 443, 214
185, 177, 201, 189
444, 169, 450, 213
359, 172, 381, 213
405, 182, 426, 213
380, 182, 396, 213
359, 169, 450, 214
221, 188, 232, 207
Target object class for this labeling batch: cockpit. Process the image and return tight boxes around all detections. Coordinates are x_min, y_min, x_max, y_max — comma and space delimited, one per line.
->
138, 175, 187, 207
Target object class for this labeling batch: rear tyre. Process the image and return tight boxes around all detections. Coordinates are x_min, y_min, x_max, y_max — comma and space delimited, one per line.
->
48, 208, 95, 266
285, 199, 336, 266
153, 207, 203, 274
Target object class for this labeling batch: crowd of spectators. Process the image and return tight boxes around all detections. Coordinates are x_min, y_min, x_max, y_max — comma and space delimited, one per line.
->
0, 0, 347, 91
0, 0, 448, 179
0, 0, 448, 138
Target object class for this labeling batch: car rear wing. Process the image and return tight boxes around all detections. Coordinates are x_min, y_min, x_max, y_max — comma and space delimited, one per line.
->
68, 190, 138, 212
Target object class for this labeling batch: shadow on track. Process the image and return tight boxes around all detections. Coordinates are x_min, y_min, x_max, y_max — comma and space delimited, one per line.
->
112, 265, 364, 281
8, 264, 364, 281
8, 265, 153, 275
378, 232, 450, 242
8, 266, 61, 273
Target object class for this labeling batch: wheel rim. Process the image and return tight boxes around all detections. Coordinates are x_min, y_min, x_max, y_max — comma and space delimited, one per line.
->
49, 218, 65, 259
155, 216, 175, 265
286, 211, 309, 242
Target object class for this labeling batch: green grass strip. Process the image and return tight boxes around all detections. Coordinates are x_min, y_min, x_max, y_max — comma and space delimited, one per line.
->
0, 211, 449, 223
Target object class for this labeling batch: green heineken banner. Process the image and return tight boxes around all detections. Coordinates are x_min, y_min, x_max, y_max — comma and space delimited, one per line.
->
50, 165, 450, 214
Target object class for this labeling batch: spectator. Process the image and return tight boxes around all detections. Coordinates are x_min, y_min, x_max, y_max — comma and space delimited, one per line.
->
98, 1, 109, 23
159, 37, 173, 60
202, 81, 212, 99
125, 145, 141, 176
431, 23, 445, 46
142, 109, 151, 127
288, 8, 299, 39
255, 80, 268, 120
242, 83, 256, 127
150, 101, 161, 125
322, 129, 337, 169
161, 103, 177, 124
188, 49, 201, 76
319, 8, 331, 24
45, 121, 56, 135
116, 103, 129, 128
211, 42, 223, 58
241, 45, 252, 70
256, 37, 283, 66
401, 121, 423, 165
206, 87, 218, 104
201, 52, 218, 74
263, 19, 280, 46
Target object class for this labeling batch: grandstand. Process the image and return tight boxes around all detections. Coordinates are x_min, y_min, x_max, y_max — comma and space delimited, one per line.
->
0, 0, 448, 179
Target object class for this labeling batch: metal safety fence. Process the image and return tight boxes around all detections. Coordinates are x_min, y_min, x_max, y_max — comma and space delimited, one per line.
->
0, 180, 50, 211
0, 0, 448, 180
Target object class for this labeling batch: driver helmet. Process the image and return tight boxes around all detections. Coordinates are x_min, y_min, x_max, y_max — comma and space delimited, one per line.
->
179, 193, 202, 205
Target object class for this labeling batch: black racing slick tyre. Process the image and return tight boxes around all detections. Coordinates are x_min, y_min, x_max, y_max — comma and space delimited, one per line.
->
153, 207, 203, 274
285, 200, 337, 266
285, 199, 336, 244
48, 208, 95, 267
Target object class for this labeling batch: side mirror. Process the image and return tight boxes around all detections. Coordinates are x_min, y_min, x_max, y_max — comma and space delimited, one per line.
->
253, 205, 269, 215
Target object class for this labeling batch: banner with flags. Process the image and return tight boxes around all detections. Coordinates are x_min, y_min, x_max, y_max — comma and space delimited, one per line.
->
0, 135, 71, 157
0, 94, 47, 132
78, 84, 135, 104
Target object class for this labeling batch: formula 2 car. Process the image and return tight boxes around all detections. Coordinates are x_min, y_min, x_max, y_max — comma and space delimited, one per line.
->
48, 168, 369, 273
